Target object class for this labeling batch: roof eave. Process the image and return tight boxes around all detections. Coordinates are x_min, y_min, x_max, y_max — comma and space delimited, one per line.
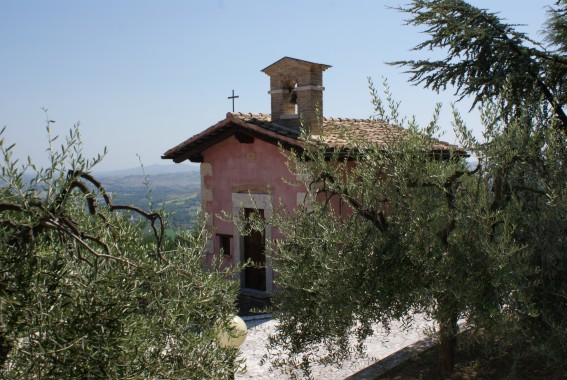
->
161, 114, 305, 163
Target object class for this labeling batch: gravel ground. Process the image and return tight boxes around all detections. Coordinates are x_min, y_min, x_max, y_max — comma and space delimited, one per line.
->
236, 315, 434, 380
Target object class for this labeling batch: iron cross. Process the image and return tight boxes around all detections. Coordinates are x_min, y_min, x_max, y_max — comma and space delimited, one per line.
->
228, 90, 239, 112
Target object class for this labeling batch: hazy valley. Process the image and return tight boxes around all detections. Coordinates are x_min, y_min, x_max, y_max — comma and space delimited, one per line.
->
97, 164, 201, 229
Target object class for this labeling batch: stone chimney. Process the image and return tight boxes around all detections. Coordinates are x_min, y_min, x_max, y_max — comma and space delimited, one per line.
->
262, 57, 331, 135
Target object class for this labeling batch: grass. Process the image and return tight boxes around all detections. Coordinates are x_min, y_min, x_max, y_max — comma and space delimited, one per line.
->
378, 332, 566, 379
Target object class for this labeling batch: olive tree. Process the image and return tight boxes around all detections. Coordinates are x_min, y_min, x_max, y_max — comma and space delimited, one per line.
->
264, 1, 566, 377
264, 84, 515, 378
0, 120, 241, 379
395, 0, 567, 365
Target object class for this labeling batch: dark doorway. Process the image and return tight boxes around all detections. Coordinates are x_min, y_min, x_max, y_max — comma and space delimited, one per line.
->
243, 208, 266, 291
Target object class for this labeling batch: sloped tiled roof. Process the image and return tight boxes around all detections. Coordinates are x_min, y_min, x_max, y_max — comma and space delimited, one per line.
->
230, 112, 301, 138
319, 117, 414, 148
162, 112, 463, 163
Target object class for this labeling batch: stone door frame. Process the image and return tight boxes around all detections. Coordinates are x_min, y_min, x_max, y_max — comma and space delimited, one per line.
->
232, 192, 273, 294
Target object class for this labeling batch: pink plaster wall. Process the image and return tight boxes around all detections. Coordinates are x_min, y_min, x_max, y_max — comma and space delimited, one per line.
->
202, 135, 304, 266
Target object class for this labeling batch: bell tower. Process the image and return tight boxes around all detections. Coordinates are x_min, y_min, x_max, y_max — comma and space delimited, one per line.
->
262, 57, 331, 135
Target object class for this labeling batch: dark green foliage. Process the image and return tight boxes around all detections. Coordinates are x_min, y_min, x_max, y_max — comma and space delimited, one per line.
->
393, 0, 567, 365
0, 121, 240, 378
391, 0, 567, 131
266, 92, 501, 378
265, 1, 567, 377
544, 0, 567, 54
469, 96, 567, 365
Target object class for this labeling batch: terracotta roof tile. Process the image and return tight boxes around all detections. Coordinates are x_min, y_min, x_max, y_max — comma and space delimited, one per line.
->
229, 112, 460, 151
228, 112, 302, 138
162, 112, 463, 162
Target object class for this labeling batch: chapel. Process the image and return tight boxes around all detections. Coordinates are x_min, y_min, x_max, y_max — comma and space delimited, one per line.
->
162, 57, 458, 302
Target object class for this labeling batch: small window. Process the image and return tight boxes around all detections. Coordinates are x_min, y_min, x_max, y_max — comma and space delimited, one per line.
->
218, 234, 232, 256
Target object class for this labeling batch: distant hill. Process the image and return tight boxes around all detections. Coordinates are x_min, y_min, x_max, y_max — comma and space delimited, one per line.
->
97, 169, 202, 229
6, 165, 201, 229
95, 163, 199, 178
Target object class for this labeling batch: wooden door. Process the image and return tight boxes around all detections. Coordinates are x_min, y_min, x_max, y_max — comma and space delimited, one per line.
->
243, 208, 266, 291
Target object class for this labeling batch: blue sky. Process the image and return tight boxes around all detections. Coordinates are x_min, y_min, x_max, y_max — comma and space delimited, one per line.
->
1, 0, 551, 171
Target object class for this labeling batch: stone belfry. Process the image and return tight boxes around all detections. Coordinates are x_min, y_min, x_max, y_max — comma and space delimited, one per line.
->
262, 57, 331, 135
